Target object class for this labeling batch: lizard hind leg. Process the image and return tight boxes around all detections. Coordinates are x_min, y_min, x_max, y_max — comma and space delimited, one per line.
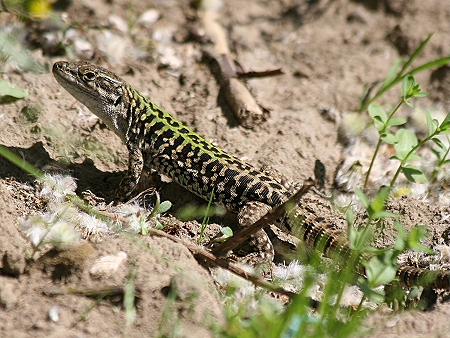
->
235, 201, 274, 268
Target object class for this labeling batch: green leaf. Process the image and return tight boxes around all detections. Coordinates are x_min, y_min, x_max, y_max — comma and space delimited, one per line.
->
431, 137, 446, 150
355, 188, 370, 209
359, 278, 386, 303
400, 33, 434, 75
381, 132, 396, 144
394, 222, 407, 251
394, 129, 418, 160
381, 60, 402, 90
368, 187, 394, 219
409, 57, 450, 77
438, 114, 450, 132
364, 254, 397, 287
408, 226, 434, 254
387, 117, 407, 127
391, 154, 422, 162
402, 165, 427, 183
156, 200, 172, 214
0, 80, 29, 103
414, 92, 428, 98
401, 75, 415, 99
346, 208, 355, 227
371, 211, 398, 219
368, 104, 388, 131
426, 111, 437, 137
349, 224, 373, 250
221, 227, 233, 238
154, 220, 164, 229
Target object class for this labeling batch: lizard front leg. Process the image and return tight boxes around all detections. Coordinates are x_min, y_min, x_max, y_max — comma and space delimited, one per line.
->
236, 201, 274, 266
116, 143, 144, 201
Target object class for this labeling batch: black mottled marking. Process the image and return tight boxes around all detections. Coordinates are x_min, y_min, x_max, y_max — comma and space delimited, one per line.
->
199, 140, 212, 152
134, 96, 142, 110
157, 109, 165, 119
247, 181, 263, 196
234, 184, 247, 200
205, 160, 224, 174
189, 134, 202, 145
137, 120, 147, 143
149, 121, 165, 135
224, 168, 239, 179
269, 182, 283, 190
168, 119, 180, 128
233, 161, 251, 171
209, 145, 222, 155
191, 146, 201, 160
162, 129, 175, 140
199, 152, 212, 163
179, 143, 193, 157
171, 135, 185, 150
259, 176, 272, 182
179, 127, 190, 134
164, 115, 175, 125
146, 98, 157, 113
269, 190, 283, 205
215, 152, 233, 159
238, 175, 254, 186
283, 191, 292, 198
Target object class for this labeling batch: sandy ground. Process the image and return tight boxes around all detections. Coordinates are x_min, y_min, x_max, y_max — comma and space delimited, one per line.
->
0, 0, 449, 337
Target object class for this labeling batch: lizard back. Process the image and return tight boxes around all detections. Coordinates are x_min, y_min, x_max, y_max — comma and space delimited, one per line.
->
53, 61, 292, 212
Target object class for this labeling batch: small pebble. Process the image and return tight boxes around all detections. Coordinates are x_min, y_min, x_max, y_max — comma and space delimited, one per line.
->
90, 251, 128, 278
48, 306, 60, 322
137, 9, 160, 27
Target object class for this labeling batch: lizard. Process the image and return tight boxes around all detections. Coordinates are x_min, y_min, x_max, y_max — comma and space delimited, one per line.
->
52, 60, 450, 290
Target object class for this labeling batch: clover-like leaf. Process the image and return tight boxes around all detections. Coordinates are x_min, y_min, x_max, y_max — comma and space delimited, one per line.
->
393, 129, 418, 161
381, 132, 396, 144
368, 104, 388, 132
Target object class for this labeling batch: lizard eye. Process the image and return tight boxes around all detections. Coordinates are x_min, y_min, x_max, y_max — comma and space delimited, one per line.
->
114, 95, 122, 106
83, 71, 96, 81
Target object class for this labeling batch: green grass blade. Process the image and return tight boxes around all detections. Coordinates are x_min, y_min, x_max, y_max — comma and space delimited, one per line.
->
408, 57, 450, 76
0, 144, 44, 178
397, 33, 434, 76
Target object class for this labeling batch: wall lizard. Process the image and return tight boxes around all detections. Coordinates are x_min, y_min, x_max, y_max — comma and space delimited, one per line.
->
52, 60, 450, 290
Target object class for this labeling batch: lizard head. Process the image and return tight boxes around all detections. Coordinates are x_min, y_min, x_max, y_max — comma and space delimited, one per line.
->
53, 61, 129, 142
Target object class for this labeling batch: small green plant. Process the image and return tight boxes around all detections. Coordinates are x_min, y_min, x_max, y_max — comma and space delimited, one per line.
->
351, 187, 433, 304
142, 192, 172, 235
430, 134, 450, 182
0, 28, 48, 73
364, 75, 450, 188
0, 79, 28, 103
359, 33, 450, 113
